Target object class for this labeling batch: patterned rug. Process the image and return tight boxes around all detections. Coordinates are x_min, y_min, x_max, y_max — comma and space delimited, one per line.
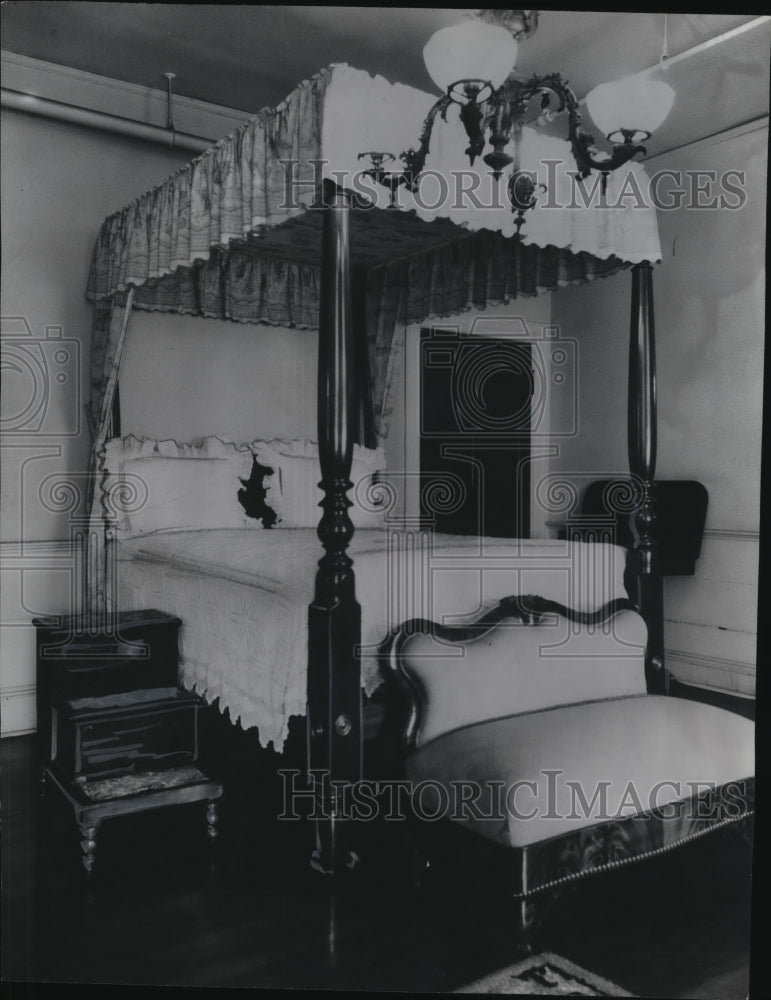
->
454, 952, 635, 996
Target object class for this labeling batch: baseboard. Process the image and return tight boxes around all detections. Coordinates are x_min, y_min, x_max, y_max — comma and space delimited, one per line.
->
665, 647, 756, 698
1, 536, 79, 738
1, 684, 36, 737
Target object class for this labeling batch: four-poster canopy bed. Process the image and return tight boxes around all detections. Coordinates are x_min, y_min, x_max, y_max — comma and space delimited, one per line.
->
81, 63, 752, 889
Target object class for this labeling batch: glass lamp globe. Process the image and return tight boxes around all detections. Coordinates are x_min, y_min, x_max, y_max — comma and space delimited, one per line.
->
585, 76, 675, 138
423, 19, 518, 93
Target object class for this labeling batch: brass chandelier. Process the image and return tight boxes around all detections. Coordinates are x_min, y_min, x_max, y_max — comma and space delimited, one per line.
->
359, 10, 675, 229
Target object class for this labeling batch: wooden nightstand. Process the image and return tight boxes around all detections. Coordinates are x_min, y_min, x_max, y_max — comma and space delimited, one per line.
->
34, 609, 223, 873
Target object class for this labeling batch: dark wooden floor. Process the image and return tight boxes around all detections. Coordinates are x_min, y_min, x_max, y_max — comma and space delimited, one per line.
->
1, 690, 757, 997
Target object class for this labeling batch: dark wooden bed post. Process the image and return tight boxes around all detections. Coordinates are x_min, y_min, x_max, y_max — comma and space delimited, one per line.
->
628, 262, 667, 694
307, 178, 362, 874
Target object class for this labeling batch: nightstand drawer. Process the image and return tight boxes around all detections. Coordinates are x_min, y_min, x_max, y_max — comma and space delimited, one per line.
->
34, 610, 182, 765
42, 642, 173, 700
54, 691, 201, 781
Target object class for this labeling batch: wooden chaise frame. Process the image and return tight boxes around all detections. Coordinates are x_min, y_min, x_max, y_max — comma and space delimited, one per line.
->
376, 593, 639, 755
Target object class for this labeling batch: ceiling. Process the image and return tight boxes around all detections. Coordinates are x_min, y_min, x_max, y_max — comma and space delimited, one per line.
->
1, 5, 769, 158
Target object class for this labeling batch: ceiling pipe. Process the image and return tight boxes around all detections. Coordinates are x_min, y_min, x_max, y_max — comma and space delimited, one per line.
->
2, 15, 768, 151
574, 15, 771, 107
637, 15, 770, 77
1, 88, 212, 153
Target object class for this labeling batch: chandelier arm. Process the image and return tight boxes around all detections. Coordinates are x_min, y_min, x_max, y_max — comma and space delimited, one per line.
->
358, 91, 454, 198
360, 63, 650, 222
357, 152, 404, 202
511, 74, 648, 179
400, 92, 455, 190
568, 121, 648, 179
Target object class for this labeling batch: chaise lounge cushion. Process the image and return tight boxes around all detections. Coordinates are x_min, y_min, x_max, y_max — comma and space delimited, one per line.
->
406, 695, 754, 859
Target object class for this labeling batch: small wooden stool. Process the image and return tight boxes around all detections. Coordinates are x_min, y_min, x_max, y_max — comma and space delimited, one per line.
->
43, 763, 223, 873
34, 610, 223, 874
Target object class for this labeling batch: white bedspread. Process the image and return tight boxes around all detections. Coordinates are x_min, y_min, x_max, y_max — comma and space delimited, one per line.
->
117, 528, 627, 751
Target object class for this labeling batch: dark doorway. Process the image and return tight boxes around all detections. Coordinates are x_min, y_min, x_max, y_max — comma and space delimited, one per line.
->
419, 328, 532, 538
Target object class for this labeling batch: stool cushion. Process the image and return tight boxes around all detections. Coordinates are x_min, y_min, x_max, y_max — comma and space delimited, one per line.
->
406, 695, 754, 851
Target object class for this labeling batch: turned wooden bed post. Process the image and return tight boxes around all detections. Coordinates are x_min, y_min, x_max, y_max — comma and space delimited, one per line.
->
307, 178, 362, 874
628, 262, 667, 694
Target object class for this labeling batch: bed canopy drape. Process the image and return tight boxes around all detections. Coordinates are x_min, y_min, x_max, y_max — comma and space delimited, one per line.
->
85, 63, 664, 874
87, 64, 661, 451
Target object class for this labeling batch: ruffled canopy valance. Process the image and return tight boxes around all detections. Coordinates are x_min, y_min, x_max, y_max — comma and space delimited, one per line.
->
86, 64, 662, 449
87, 63, 660, 303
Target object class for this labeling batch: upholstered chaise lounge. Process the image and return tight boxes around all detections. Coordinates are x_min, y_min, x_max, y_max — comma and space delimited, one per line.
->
378, 595, 754, 943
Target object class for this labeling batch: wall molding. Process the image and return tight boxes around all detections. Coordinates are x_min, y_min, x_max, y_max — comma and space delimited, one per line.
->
1, 51, 251, 142
665, 648, 756, 677
1, 683, 36, 698
0, 537, 80, 559
664, 617, 756, 635
702, 528, 760, 541
544, 521, 760, 542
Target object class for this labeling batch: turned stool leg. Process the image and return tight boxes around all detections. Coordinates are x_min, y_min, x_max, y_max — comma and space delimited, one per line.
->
206, 801, 219, 842
78, 820, 100, 874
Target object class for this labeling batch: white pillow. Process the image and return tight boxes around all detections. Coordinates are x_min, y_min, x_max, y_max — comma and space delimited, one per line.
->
250, 438, 388, 528
101, 436, 262, 537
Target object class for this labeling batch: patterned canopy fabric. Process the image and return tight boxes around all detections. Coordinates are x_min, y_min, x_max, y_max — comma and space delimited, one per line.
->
86, 64, 661, 307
